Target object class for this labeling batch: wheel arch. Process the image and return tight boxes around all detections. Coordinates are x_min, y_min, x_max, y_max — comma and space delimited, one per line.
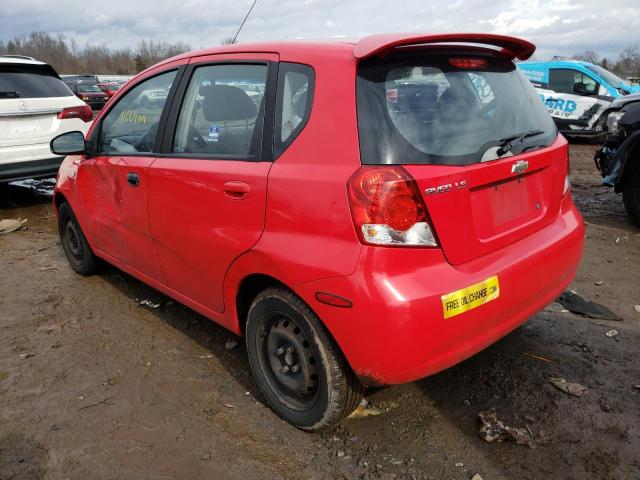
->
235, 273, 290, 334
53, 191, 68, 213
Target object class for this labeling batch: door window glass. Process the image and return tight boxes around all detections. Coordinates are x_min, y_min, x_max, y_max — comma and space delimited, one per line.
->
549, 69, 597, 95
173, 64, 267, 158
274, 63, 314, 157
97, 70, 176, 154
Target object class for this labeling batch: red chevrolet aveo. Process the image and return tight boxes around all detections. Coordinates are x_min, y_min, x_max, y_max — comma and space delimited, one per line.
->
50, 33, 584, 430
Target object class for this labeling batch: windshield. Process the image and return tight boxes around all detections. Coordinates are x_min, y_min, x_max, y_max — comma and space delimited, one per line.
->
586, 65, 625, 88
78, 84, 102, 93
357, 52, 557, 165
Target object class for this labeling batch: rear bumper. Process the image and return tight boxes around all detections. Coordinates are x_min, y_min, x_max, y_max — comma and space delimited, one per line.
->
297, 195, 584, 386
0, 156, 64, 182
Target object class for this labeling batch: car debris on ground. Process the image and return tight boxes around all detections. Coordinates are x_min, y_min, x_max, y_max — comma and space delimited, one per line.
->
478, 409, 535, 448
549, 377, 588, 397
137, 299, 161, 309
605, 329, 619, 338
557, 291, 622, 321
225, 340, 238, 350
0, 218, 27, 234
348, 398, 385, 418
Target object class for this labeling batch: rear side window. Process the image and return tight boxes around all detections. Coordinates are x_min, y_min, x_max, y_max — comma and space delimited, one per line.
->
275, 63, 314, 157
0, 64, 72, 99
172, 64, 268, 158
98, 70, 176, 154
357, 53, 557, 166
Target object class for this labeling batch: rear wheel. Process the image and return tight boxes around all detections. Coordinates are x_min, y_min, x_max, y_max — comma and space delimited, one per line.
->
622, 163, 640, 227
246, 288, 363, 431
58, 202, 98, 275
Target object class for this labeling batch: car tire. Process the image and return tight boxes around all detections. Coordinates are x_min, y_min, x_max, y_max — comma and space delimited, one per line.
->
246, 288, 363, 431
58, 202, 98, 275
622, 163, 640, 227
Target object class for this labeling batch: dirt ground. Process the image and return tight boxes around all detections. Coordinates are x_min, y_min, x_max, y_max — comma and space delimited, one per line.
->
1, 144, 639, 480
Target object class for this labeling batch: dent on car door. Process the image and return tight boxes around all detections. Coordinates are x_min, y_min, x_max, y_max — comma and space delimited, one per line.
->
77, 68, 181, 282
147, 58, 276, 313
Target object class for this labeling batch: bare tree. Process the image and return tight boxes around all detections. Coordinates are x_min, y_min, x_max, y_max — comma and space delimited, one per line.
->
573, 50, 600, 64
0, 32, 190, 74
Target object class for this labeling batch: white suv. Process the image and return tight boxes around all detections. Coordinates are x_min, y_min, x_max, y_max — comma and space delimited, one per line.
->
0, 56, 92, 182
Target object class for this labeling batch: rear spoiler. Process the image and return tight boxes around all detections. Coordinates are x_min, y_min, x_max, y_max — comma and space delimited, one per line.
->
354, 33, 536, 61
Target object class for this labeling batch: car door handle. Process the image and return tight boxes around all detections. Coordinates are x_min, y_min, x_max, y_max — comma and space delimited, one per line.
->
127, 172, 140, 187
223, 181, 250, 199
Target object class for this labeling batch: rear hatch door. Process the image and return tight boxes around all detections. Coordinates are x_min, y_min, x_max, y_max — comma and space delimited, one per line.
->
404, 137, 567, 265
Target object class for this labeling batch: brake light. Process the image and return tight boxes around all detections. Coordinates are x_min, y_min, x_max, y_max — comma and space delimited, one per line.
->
449, 58, 488, 69
58, 105, 93, 123
347, 166, 438, 247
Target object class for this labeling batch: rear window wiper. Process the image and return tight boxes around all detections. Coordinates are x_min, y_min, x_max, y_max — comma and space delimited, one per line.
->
0, 91, 20, 98
497, 130, 545, 156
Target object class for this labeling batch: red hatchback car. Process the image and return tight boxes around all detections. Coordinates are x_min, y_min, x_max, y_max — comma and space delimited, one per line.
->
50, 33, 584, 430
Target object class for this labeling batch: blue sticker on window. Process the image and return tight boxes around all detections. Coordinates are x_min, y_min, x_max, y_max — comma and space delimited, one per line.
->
208, 125, 220, 142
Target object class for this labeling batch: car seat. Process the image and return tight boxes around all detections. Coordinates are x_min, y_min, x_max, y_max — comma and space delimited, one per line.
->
199, 84, 258, 156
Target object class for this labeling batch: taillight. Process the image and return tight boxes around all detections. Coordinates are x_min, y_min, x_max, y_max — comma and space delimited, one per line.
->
449, 58, 488, 69
58, 105, 93, 123
347, 166, 438, 247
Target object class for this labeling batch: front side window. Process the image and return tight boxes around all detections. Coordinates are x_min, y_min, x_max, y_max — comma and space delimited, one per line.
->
97, 70, 176, 154
357, 53, 556, 165
549, 69, 597, 95
172, 64, 268, 158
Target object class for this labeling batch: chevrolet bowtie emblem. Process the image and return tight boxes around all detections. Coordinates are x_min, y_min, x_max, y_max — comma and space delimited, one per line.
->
511, 160, 529, 174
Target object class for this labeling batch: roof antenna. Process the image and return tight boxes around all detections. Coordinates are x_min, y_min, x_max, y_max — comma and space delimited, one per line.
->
232, 0, 258, 44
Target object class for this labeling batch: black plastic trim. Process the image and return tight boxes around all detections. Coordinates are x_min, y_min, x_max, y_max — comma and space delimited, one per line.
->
0, 157, 64, 183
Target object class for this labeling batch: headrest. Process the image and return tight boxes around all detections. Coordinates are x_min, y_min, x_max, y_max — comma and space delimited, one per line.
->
200, 84, 257, 122
395, 83, 438, 113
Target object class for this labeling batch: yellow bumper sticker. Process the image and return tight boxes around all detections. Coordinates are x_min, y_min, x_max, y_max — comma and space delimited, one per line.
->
441, 275, 500, 319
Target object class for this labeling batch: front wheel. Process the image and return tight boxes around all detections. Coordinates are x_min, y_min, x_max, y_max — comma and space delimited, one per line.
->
622, 164, 640, 227
58, 202, 98, 275
246, 288, 363, 431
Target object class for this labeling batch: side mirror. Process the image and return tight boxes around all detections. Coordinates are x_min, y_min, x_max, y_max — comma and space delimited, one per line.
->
574, 82, 597, 95
50, 131, 86, 155
573, 82, 587, 94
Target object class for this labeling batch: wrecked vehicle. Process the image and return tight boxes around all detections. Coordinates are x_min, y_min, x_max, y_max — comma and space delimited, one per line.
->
49, 33, 584, 431
518, 59, 640, 141
595, 93, 640, 226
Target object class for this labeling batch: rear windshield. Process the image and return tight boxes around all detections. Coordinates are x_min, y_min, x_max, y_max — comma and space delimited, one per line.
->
356, 52, 557, 165
0, 64, 73, 99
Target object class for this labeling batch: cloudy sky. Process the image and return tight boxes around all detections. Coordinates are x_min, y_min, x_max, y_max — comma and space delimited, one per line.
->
1, 0, 639, 60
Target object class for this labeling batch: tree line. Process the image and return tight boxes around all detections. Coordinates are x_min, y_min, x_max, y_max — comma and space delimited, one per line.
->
1, 31, 639, 79
0, 32, 190, 74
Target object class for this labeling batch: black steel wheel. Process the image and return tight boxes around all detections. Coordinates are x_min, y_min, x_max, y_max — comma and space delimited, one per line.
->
58, 202, 98, 275
246, 288, 363, 431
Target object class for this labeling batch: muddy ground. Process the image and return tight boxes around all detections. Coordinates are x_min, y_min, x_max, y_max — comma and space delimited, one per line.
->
1, 144, 639, 480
